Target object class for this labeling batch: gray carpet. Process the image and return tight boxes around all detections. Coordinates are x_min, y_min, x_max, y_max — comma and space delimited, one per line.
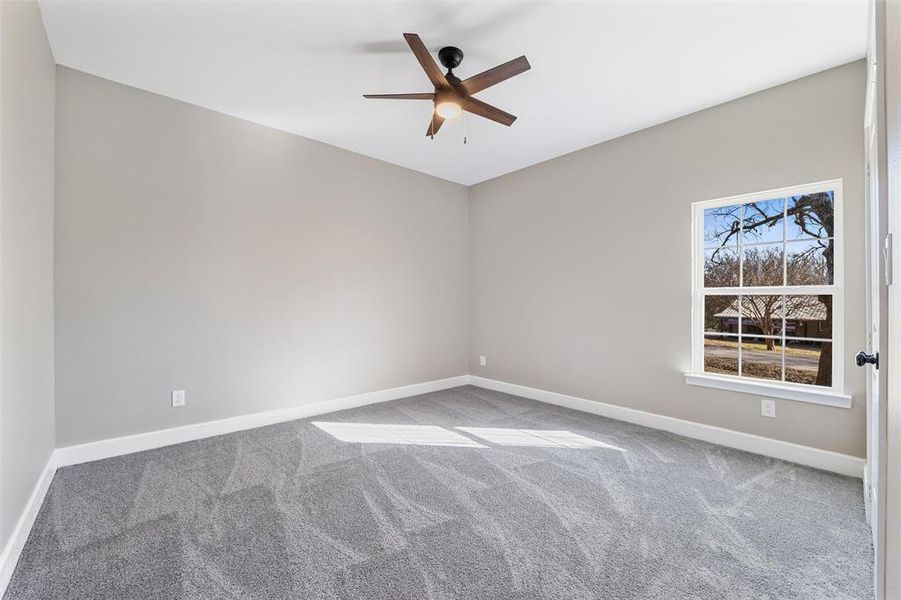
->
5, 385, 872, 599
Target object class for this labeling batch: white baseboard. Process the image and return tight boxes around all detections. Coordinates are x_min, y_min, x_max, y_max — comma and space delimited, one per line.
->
468, 376, 865, 478
0, 454, 57, 596
54, 375, 470, 468
53, 372, 865, 476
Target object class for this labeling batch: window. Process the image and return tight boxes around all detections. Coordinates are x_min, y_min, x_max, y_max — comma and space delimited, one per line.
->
687, 180, 850, 407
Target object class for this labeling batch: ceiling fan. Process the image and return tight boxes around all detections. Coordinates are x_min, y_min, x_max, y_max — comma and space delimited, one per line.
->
364, 33, 531, 137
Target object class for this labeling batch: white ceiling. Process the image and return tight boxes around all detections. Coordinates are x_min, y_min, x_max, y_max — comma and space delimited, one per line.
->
39, 1, 868, 186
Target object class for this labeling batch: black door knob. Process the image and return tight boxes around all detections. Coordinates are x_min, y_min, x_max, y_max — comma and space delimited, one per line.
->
856, 351, 878, 367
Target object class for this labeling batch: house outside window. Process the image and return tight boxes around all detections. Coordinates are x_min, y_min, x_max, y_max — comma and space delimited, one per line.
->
687, 180, 850, 407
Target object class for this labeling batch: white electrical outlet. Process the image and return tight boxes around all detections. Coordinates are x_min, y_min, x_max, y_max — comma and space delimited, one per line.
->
479, 355, 487, 367
172, 389, 186, 407
760, 398, 776, 418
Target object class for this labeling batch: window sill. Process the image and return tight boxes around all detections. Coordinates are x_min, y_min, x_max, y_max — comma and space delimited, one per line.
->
684, 373, 852, 408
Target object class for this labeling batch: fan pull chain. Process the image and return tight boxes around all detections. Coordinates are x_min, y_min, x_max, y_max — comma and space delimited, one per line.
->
463, 111, 468, 145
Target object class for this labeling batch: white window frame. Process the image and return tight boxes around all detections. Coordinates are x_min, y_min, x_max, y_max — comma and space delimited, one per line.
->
685, 179, 851, 408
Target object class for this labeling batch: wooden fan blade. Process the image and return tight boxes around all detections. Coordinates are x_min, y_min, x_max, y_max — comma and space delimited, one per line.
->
363, 93, 435, 100
461, 56, 530, 95
462, 97, 516, 126
403, 33, 449, 89
426, 112, 445, 137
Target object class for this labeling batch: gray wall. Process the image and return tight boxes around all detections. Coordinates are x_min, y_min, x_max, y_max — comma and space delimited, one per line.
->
469, 61, 867, 457
0, 1, 56, 549
54, 59, 866, 458
54, 67, 469, 446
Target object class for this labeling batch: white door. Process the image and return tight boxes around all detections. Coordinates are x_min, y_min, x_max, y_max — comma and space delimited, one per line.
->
863, 12, 888, 596
864, 115, 887, 598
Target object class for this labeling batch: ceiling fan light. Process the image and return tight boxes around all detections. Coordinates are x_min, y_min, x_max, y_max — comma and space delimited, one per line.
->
436, 101, 462, 119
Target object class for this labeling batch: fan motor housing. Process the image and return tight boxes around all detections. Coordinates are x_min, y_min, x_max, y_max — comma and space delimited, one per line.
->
435, 88, 460, 106
438, 46, 464, 70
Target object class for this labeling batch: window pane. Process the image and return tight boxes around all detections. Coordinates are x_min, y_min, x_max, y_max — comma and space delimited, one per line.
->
740, 339, 783, 382
742, 198, 784, 244
787, 192, 834, 240
704, 247, 738, 287
704, 335, 738, 376
784, 295, 832, 339
786, 238, 833, 285
704, 205, 741, 247
784, 340, 832, 387
740, 295, 784, 337
741, 243, 783, 286
705, 295, 738, 333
